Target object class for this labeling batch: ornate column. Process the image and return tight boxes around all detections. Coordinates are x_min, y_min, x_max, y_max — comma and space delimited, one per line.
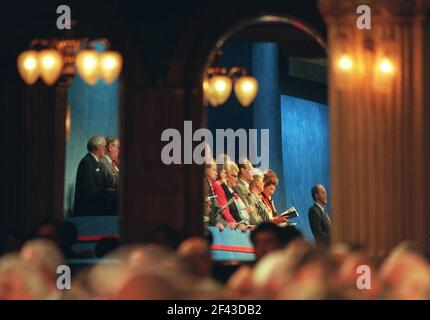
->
318, 0, 430, 257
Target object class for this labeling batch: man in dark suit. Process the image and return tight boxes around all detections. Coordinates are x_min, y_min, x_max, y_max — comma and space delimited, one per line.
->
73, 135, 117, 216
308, 184, 331, 247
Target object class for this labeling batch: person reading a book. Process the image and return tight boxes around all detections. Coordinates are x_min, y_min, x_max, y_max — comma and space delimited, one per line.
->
260, 170, 288, 225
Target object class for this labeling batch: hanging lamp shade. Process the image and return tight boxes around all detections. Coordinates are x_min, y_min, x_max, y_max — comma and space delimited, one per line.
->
99, 51, 123, 84
208, 75, 232, 106
38, 49, 64, 85
76, 49, 101, 85
234, 75, 258, 107
17, 50, 40, 85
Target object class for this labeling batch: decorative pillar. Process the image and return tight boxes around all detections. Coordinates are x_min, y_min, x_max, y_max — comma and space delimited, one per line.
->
252, 43, 287, 211
318, 0, 430, 257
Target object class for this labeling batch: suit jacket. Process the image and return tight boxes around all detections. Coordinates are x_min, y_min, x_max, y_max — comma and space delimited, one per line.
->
233, 179, 261, 225
234, 179, 252, 207
73, 153, 117, 216
99, 155, 120, 189
308, 204, 331, 246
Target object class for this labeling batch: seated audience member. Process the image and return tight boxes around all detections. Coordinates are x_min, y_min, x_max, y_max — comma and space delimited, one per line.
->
34, 218, 61, 246
211, 159, 237, 228
276, 248, 336, 300
221, 161, 251, 228
0, 253, 58, 299
282, 226, 305, 245
204, 159, 228, 229
308, 184, 331, 247
333, 252, 381, 299
0, 229, 23, 256
379, 243, 430, 299
259, 170, 288, 225
74, 135, 117, 216
150, 225, 181, 250
20, 239, 64, 299
95, 237, 121, 258
178, 237, 213, 279
58, 221, 87, 259
250, 222, 289, 261
234, 158, 260, 224
99, 137, 120, 189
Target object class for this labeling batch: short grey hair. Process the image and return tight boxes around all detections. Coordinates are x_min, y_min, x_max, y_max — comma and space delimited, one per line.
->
105, 137, 119, 149
87, 135, 106, 152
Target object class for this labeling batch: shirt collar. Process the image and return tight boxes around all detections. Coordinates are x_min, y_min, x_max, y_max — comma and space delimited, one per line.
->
90, 152, 99, 162
315, 201, 326, 212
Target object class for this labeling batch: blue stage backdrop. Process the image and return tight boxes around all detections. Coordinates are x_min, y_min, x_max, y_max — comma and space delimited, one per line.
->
63, 42, 120, 216
280, 95, 330, 244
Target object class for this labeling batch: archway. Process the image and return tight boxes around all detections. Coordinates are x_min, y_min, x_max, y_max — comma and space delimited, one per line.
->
175, 10, 328, 257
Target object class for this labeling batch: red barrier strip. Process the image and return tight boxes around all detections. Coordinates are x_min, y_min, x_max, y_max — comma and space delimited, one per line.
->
210, 244, 255, 253
78, 234, 120, 242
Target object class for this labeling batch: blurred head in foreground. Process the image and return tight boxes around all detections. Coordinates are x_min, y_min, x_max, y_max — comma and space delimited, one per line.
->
251, 223, 303, 260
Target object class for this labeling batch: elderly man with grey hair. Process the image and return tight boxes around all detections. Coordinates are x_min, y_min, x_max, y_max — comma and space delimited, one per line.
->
73, 135, 117, 216
99, 137, 120, 189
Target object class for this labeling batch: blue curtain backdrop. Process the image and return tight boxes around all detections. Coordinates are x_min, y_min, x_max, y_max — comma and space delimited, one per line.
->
63, 43, 120, 215
281, 95, 329, 243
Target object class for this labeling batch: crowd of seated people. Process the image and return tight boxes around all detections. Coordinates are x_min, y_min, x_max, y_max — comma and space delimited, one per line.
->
0, 220, 429, 300
204, 155, 289, 231
0, 153, 427, 299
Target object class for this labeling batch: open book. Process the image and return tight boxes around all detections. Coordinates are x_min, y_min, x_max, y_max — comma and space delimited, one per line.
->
279, 207, 299, 219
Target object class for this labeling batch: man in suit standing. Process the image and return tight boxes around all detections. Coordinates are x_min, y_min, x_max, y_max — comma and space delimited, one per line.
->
234, 158, 260, 225
73, 135, 117, 216
99, 137, 120, 189
308, 184, 331, 247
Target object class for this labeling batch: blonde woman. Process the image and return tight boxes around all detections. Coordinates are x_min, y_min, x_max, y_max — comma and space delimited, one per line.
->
252, 170, 288, 225
221, 161, 260, 228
